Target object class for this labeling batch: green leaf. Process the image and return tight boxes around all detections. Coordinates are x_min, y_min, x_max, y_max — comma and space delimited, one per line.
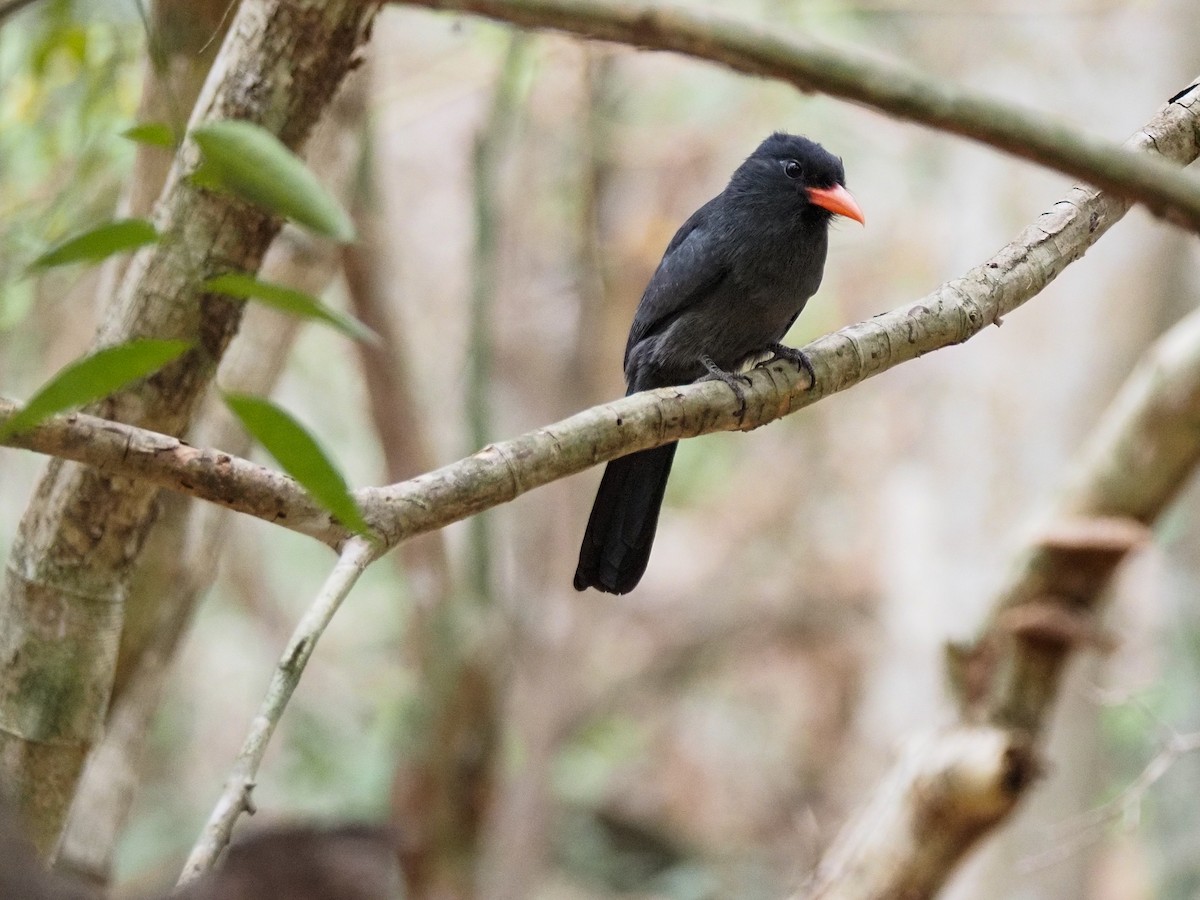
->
30, 219, 159, 270
0, 339, 191, 441
121, 122, 176, 149
223, 393, 372, 536
189, 162, 225, 192
204, 273, 378, 343
191, 120, 356, 242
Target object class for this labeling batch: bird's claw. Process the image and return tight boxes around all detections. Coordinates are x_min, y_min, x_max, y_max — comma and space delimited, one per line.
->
766, 343, 817, 391
700, 354, 750, 417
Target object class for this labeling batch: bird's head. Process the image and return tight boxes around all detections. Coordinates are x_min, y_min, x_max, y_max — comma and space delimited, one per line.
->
731, 132, 865, 226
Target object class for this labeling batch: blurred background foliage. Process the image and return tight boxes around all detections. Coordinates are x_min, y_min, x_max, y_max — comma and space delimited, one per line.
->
3, 0, 1200, 897
0, 0, 142, 328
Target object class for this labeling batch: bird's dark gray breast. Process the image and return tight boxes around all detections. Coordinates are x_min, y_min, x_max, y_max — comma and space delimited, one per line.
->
627, 212, 828, 391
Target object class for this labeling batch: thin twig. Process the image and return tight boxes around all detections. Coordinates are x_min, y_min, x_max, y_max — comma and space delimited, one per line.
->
176, 536, 379, 884
395, 0, 1200, 231
1019, 731, 1200, 873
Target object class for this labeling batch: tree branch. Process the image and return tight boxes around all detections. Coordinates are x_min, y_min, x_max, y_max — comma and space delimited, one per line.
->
0, 0, 382, 853
394, 0, 1200, 231
0, 398, 340, 546
54, 69, 371, 886
177, 535, 379, 883
4, 91, 1199, 565
0, 23, 1193, 879
800, 305, 1200, 898
358, 90, 1200, 542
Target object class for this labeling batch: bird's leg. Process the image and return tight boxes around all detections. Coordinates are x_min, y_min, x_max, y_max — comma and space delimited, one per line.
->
699, 354, 751, 416
765, 342, 816, 391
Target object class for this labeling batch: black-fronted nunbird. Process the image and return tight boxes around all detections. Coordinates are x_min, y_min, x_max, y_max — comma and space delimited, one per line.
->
574, 132, 864, 594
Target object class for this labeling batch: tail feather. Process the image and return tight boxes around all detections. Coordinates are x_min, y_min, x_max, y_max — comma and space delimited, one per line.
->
574, 443, 678, 594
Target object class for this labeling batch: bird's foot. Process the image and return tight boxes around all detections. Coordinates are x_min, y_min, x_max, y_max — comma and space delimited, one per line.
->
765, 343, 816, 391
700, 354, 751, 417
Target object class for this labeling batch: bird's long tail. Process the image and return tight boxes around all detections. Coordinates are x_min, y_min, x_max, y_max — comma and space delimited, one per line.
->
574, 443, 678, 594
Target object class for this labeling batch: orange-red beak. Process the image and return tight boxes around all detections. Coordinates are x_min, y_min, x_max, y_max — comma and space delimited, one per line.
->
806, 184, 865, 225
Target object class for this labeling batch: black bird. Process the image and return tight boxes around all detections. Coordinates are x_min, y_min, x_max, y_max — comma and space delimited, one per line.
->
574, 132, 864, 594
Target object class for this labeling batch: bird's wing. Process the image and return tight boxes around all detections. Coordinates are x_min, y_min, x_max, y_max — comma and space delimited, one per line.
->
624, 197, 730, 369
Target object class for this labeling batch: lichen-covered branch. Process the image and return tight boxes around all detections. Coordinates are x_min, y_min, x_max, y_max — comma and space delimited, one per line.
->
4, 89, 1199, 573
396, 0, 1200, 231
360, 89, 1200, 546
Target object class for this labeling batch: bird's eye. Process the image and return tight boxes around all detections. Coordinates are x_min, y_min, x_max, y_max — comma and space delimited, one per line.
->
783, 159, 803, 179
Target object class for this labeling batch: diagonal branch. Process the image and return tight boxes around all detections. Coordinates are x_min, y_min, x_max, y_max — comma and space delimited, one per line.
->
4, 90, 1200, 563
800, 301, 1200, 899
345, 88, 1200, 545
395, 0, 1200, 231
